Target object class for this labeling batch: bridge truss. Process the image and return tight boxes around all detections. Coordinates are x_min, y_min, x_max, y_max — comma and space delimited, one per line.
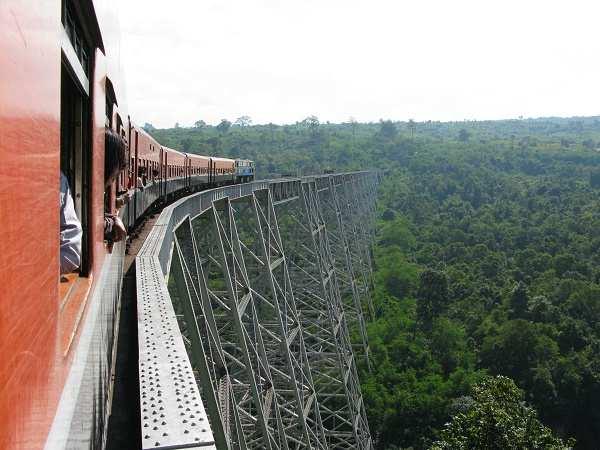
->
137, 172, 379, 450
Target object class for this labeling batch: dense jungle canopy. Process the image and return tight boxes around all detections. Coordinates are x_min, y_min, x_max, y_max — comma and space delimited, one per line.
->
151, 116, 600, 449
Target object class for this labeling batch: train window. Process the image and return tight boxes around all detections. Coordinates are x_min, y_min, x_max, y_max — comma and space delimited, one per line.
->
104, 128, 128, 215
116, 114, 123, 135
62, 2, 91, 78
60, 63, 90, 275
105, 96, 112, 128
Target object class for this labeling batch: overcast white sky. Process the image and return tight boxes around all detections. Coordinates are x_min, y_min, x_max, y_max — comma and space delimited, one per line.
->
120, 0, 600, 128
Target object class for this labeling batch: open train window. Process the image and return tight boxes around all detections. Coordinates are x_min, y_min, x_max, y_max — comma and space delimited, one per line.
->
60, 63, 90, 275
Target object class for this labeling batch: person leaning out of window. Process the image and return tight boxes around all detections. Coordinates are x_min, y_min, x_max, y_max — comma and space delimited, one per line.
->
104, 128, 130, 250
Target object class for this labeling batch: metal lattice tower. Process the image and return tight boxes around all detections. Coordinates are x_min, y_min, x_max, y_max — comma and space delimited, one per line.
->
137, 172, 379, 450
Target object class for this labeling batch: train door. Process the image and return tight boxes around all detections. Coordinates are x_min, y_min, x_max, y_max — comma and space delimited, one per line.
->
127, 121, 132, 225
157, 147, 162, 198
133, 128, 139, 219
161, 148, 167, 200
186, 158, 190, 188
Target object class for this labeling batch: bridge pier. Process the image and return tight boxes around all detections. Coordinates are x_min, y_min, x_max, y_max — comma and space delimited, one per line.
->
278, 178, 373, 450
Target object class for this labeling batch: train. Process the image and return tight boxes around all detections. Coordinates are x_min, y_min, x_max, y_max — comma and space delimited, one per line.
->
130, 124, 255, 192
0, 1, 253, 449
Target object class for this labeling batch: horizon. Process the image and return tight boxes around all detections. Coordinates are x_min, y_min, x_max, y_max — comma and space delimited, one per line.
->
145, 114, 600, 130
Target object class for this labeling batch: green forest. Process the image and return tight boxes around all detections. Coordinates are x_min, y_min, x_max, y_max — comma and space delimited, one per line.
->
150, 116, 600, 449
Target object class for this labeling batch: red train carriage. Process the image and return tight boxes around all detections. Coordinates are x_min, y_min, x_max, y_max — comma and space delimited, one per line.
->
163, 146, 186, 179
163, 146, 187, 195
185, 152, 210, 189
0, 0, 130, 448
131, 124, 162, 185
209, 156, 235, 185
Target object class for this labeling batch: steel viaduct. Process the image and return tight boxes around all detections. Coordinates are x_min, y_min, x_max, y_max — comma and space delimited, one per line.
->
131, 171, 380, 450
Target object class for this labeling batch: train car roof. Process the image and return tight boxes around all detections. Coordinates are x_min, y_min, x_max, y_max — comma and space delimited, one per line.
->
210, 157, 235, 163
163, 146, 186, 157
133, 124, 160, 144
185, 152, 210, 161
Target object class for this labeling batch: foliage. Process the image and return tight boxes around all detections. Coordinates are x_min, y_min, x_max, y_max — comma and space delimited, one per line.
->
431, 376, 575, 449
416, 269, 449, 331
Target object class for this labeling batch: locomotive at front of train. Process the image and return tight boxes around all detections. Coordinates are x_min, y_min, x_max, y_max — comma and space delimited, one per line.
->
0, 1, 131, 449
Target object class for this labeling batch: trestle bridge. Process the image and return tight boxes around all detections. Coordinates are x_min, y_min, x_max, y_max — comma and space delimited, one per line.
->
136, 172, 380, 449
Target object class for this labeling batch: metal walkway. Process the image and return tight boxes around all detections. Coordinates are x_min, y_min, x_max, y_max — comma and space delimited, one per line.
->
136, 172, 379, 450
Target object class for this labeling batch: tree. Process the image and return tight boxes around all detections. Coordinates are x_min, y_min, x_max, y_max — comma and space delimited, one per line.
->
174, 122, 180, 128
408, 119, 416, 138
216, 119, 232, 135
378, 215, 416, 250
379, 119, 397, 139
143, 122, 155, 132
480, 320, 559, 385
349, 116, 358, 141
234, 115, 252, 127
301, 115, 320, 130
509, 281, 529, 319
430, 318, 468, 375
458, 128, 470, 142
194, 120, 206, 128
431, 376, 574, 449
416, 268, 449, 331
582, 139, 595, 150
268, 122, 275, 143
590, 169, 600, 188
181, 138, 193, 152
301, 116, 321, 143
375, 248, 420, 300
553, 253, 577, 277
528, 295, 558, 323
